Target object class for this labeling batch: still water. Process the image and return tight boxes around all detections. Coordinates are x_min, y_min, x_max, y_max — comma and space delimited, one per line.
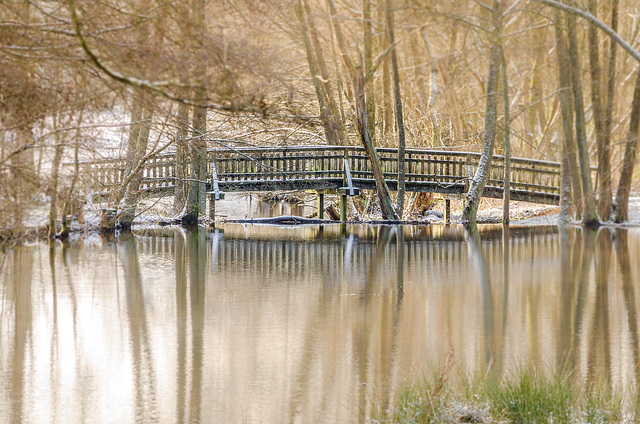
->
1, 224, 640, 423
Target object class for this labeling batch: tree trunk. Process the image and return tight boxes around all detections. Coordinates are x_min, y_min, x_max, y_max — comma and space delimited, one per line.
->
183, 101, 207, 225
614, 69, 640, 222
173, 99, 189, 215
601, 0, 619, 220
61, 112, 83, 239
355, 68, 399, 220
378, 3, 393, 135
298, 0, 345, 145
588, 0, 612, 220
566, 9, 599, 227
363, 0, 376, 140
420, 28, 441, 147
462, 1, 502, 224
386, 0, 406, 217
48, 132, 64, 239
119, 105, 153, 230
526, 11, 548, 156
183, 0, 208, 226
501, 47, 510, 225
553, 8, 582, 218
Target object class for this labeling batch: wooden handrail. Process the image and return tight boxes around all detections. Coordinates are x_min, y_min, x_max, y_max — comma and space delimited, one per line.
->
78, 145, 568, 205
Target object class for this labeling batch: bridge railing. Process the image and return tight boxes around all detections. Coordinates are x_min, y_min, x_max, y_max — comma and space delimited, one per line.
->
77, 145, 563, 205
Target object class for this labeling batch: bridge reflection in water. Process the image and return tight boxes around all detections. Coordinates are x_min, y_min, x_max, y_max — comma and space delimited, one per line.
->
1, 225, 639, 423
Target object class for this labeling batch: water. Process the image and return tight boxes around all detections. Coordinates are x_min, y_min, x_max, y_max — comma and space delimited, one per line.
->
1, 224, 640, 423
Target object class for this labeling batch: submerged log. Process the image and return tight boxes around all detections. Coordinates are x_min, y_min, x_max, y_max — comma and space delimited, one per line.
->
229, 215, 333, 225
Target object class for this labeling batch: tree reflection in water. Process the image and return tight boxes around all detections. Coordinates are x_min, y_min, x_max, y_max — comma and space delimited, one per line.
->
1, 225, 640, 423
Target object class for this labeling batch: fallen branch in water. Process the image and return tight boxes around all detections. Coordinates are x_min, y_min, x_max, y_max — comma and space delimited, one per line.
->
227, 215, 335, 225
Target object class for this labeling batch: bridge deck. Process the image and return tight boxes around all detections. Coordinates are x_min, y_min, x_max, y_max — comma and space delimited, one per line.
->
80, 145, 562, 205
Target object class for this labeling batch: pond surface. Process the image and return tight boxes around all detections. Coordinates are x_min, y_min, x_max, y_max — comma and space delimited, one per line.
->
1, 224, 640, 423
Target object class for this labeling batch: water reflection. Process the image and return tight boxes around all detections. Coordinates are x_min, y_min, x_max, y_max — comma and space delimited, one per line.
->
1, 225, 640, 423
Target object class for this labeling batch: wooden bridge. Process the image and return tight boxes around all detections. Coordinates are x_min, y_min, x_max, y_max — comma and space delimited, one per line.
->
81, 145, 562, 220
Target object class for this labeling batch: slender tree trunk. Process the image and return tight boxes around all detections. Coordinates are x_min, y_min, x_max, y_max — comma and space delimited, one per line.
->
554, 9, 582, 219
566, 9, 599, 227
420, 28, 441, 147
183, 0, 208, 225
48, 129, 64, 239
501, 47, 510, 225
299, 0, 345, 145
588, 0, 612, 219
355, 68, 399, 220
526, 12, 548, 155
173, 98, 189, 215
296, 1, 328, 138
363, 0, 375, 140
386, 0, 405, 217
600, 0, 619, 220
462, 0, 502, 224
614, 69, 640, 222
61, 111, 83, 239
378, 3, 393, 135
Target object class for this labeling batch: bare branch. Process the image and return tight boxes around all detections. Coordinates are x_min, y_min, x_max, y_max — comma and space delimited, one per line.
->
535, 0, 640, 64
65, 0, 263, 114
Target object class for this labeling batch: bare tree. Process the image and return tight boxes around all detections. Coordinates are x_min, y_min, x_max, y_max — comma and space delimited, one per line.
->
386, 0, 406, 216
462, 0, 502, 224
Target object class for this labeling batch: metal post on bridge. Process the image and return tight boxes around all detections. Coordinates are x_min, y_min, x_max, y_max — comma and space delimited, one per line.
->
339, 156, 360, 222
208, 162, 225, 223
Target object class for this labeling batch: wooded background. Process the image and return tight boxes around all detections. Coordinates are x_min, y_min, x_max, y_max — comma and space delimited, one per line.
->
2, 0, 640, 234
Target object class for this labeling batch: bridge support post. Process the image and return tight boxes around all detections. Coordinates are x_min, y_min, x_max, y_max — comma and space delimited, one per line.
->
445, 199, 451, 224
317, 192, 324, 219
340, 194, 347, 221
209, 194, 216, 222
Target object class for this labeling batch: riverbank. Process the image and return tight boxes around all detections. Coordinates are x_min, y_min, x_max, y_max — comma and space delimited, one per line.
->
5, 192, 640, 244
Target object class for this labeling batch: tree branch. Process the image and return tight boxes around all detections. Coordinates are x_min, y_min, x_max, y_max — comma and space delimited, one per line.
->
65, 0, 262, 113
535, 0, 640, 64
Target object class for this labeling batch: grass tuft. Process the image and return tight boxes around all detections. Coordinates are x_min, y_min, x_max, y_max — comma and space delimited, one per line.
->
371, 366, 635, 423
487, 369, 573, 423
